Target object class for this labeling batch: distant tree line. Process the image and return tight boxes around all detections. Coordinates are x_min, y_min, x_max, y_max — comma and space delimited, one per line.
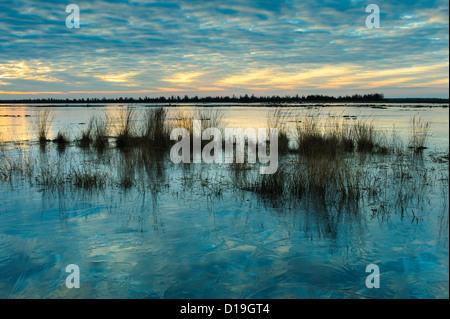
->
0, 93, 448, 104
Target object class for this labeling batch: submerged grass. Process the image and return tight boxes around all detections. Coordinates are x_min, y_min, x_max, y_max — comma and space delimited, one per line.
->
0, 153, 33, 182
72, 166, 107, 189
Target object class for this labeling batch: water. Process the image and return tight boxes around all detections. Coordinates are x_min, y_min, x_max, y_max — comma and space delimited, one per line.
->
0, 103, 448, 298
1, 103, 449, 146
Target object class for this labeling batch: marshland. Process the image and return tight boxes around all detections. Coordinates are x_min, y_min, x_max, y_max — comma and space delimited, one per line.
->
0, 103, 448, 298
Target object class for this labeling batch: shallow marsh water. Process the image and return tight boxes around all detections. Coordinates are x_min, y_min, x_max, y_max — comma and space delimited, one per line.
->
0, 103, 448, 298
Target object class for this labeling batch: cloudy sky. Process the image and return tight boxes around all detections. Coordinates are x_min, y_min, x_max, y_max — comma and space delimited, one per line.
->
0, 0, 448, 99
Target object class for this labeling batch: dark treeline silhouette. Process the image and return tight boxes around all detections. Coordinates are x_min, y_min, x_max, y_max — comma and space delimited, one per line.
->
0, 93, 448, 104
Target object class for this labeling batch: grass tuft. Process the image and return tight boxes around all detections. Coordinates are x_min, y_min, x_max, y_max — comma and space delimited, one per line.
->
35, 108, 53, 145
409, 115, 431, 153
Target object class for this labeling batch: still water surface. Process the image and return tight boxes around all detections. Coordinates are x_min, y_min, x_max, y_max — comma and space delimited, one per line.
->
0, 103, 448, 298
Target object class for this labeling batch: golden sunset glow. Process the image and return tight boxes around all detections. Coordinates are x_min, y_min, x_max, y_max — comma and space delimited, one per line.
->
162, 72, 204, 84
95, 72, 141, 84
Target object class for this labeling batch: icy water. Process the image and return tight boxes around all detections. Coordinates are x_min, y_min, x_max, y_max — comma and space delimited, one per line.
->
0, 103, 448, 299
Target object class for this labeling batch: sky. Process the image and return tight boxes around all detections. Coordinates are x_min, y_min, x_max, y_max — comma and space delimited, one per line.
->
0, 0, 448, 99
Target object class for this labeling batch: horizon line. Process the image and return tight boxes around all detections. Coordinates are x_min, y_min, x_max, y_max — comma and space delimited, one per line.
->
0, 93, 449, 103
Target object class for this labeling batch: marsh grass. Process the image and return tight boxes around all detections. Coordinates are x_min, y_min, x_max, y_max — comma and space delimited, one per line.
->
142, 107, 171, 149
170, 108, 227, 154
0, 106, 443, 224
53, 130, 70, 152
303, 156, 341, 197
53, 131, 70, 144
390, 125, 405, 156
245, 122, 406, 203
249, 164, 288, 196
77, 117, 95, 148
35, 108, 53, 145
172, 110, 194, 135
245, 158, 345, 201
244, 146, 439, 211
353, 119, 376, 153
409, 115, 431, 153
195, 107, 226, 130
336, 162, 363, 200
116, 150, 137, 189
0, 146, 34, 182
106, 106, 175, 151
329, 119, 355, 153
72, 166, 107, 189
267, 109, 290, 154
92, 115, 110, 151
172, 108, 225, 138
115, 106, 137, 149
235, 112, 395, 202
35, 160, 65, 186
294, 113, 348, 158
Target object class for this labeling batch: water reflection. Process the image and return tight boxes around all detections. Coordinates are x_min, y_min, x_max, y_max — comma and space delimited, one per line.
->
0, 104, 448, 298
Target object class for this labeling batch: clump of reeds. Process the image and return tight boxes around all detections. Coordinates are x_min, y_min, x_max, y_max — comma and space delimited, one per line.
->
267, 109, 290, 154
172, 110, 194, 135
409, 115, 431, 153
195, 107, 226, 131
115, 106, 137, 149
294, 114, 343, 158
170, 108, 226, 149
53, 130, 70, 151
142, 107, 171, 149
330, 120, 355, 153
77, 117, 95, 148
35, 108, 53, 145
196, 108, 227, 150
353, 119, 389, 154
353, 120, 375, 153
246, 114, 371, 200
92, 115, 110, 151
53, 130, 70, 144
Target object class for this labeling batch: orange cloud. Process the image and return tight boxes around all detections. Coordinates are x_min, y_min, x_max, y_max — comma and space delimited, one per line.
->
197, 87, 225, 91
215, 62, 448, 91
0, 61, 63, 83
0, 91, 65, 95
162, 72, 204, 84
95, 72, 140, 85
